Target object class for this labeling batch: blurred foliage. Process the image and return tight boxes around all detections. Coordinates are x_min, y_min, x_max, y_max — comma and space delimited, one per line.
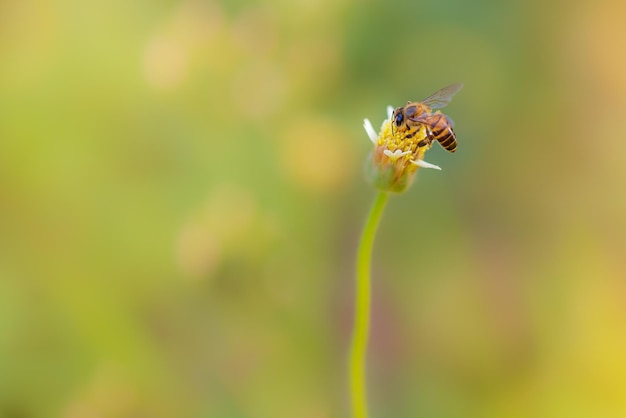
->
1, 0, 626, 417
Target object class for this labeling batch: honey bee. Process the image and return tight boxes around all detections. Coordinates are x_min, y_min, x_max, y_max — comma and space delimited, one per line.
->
392, 83, 463, 153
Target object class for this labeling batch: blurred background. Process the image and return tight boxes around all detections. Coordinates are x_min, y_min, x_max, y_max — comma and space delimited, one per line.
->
1, 0, 626, 417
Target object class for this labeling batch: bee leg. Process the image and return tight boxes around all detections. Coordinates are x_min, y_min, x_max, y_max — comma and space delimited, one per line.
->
417, 128, 434, 148
423, 127, 437, 147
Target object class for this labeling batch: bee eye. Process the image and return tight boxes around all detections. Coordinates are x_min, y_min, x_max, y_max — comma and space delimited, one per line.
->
394, 110, 404, 126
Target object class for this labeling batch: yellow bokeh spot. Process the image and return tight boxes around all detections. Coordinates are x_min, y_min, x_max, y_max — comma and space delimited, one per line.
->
279, 117, 355, 194
176, 185, 277, 282
143, 36, 188, 90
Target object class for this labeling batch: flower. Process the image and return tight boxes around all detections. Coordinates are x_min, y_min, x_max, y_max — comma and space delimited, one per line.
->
363, 106, 441, 193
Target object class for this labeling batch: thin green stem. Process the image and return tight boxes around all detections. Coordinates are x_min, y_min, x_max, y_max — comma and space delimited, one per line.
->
350, 191, 389, 418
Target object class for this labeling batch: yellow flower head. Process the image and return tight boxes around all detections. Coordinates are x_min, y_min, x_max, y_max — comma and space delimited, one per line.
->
363, 106, 441, 193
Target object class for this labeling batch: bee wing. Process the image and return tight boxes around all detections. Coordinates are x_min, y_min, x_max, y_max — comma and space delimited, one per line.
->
407, 114, 433, 125
408, 113, 455, 127
421, 83, 463, 109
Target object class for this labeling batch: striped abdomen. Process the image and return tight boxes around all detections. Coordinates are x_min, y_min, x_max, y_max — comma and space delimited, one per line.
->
428, 113, 457, 153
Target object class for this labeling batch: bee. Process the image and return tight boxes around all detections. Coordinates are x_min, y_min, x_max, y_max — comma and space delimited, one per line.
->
392, 83, 463, 153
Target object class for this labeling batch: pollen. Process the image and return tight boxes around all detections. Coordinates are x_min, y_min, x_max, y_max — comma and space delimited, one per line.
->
377, 118, 431, 159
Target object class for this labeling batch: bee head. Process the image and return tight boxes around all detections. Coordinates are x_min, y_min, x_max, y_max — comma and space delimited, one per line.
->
393, 107, 404, 127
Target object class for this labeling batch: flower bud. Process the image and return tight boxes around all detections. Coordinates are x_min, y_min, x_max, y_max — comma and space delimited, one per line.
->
363, 107, 441, 194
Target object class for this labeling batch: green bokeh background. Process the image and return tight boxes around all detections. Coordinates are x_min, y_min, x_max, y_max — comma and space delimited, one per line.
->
1, 0, 626, 417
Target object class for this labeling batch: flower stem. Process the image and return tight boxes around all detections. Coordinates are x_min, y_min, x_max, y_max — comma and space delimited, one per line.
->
350, 191, 389, 418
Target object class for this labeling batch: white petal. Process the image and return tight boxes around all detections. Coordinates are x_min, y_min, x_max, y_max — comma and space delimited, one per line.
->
380, 118, 389, 131
383, 149, 410, 161
411, 159, 442, 170
387, 105, 394, 121
363, 118, 378, 143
